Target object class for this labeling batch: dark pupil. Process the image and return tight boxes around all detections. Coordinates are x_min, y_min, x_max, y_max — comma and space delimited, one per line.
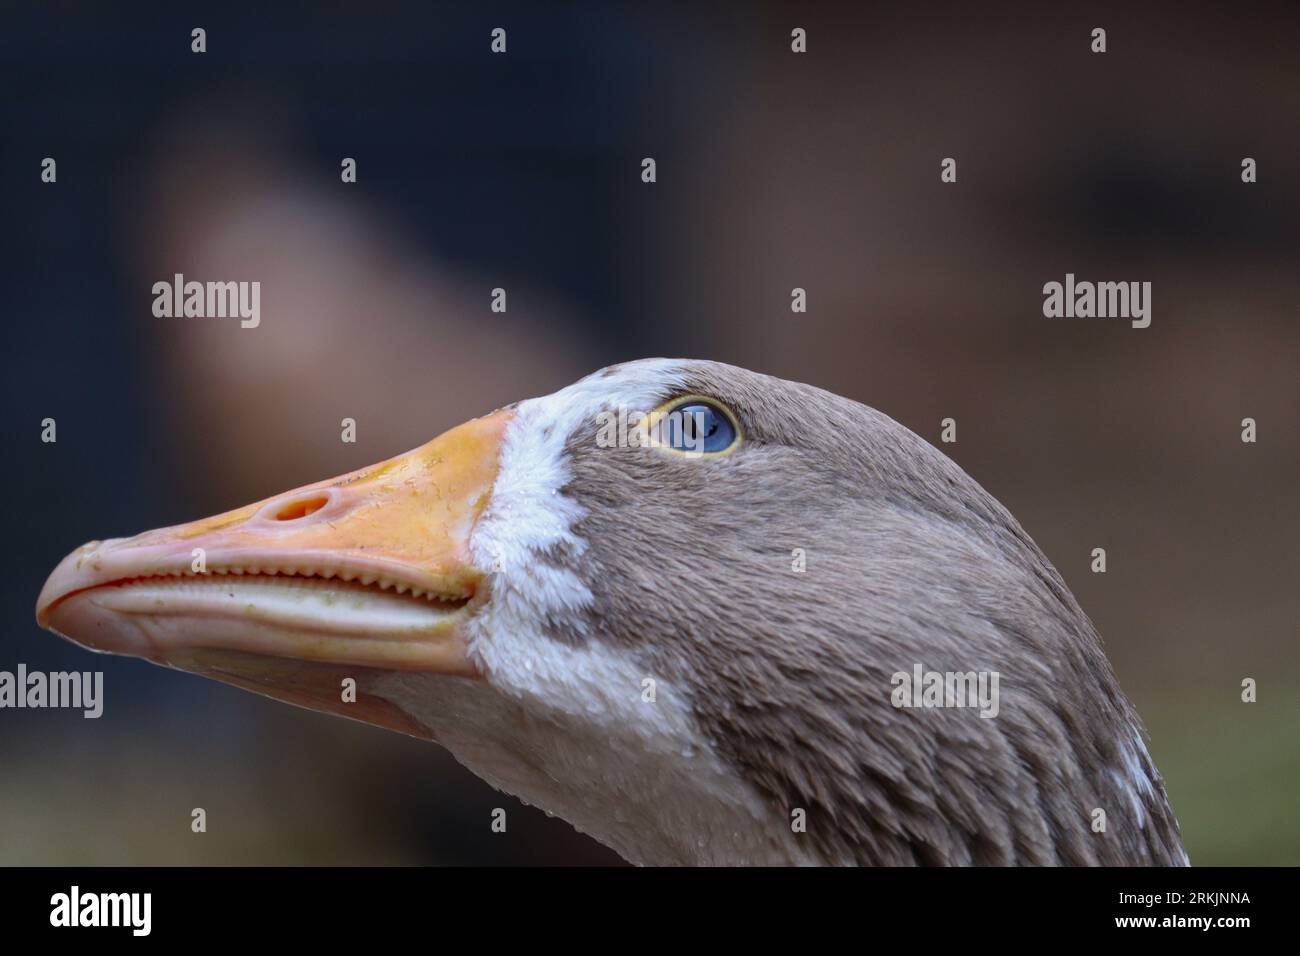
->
682, 410, 716, 440
667, 403, 730, 452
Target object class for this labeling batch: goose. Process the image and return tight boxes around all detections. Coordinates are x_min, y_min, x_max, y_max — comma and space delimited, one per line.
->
36, 358, 1187, 866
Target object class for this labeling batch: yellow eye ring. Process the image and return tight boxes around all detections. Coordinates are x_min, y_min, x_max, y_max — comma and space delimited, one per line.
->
645, 395, 744, 458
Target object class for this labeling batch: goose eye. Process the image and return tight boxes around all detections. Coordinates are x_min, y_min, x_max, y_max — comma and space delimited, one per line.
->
661, 401, 737, 454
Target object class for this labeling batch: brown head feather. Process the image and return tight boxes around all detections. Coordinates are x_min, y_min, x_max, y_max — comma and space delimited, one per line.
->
557, 359, 1184, 865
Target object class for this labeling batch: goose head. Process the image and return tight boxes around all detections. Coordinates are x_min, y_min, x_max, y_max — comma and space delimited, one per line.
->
36, 358, 1186, 865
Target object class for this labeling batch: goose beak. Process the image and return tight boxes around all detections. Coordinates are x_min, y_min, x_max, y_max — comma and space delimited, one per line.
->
35, 410, 511, 735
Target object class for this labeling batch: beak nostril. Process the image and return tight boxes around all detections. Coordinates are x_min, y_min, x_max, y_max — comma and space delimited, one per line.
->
271, 494, 331, 522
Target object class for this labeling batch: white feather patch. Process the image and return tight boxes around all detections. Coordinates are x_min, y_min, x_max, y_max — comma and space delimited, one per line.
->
376, 361, 816, 864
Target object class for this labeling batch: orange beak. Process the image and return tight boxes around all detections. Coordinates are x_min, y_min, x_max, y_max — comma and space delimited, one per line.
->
35, 410, 512, 736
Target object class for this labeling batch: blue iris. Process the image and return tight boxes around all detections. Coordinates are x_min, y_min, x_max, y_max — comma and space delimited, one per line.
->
662, 401, 736, 454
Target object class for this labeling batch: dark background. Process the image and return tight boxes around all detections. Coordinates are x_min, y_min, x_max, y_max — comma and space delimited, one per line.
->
1, 2, 1296, 864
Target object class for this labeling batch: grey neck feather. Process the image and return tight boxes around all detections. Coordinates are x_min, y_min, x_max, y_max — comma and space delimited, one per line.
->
549, 360, 1186, 865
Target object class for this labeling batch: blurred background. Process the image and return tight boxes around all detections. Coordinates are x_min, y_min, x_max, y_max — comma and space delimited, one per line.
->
1, 2, 1296, 865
